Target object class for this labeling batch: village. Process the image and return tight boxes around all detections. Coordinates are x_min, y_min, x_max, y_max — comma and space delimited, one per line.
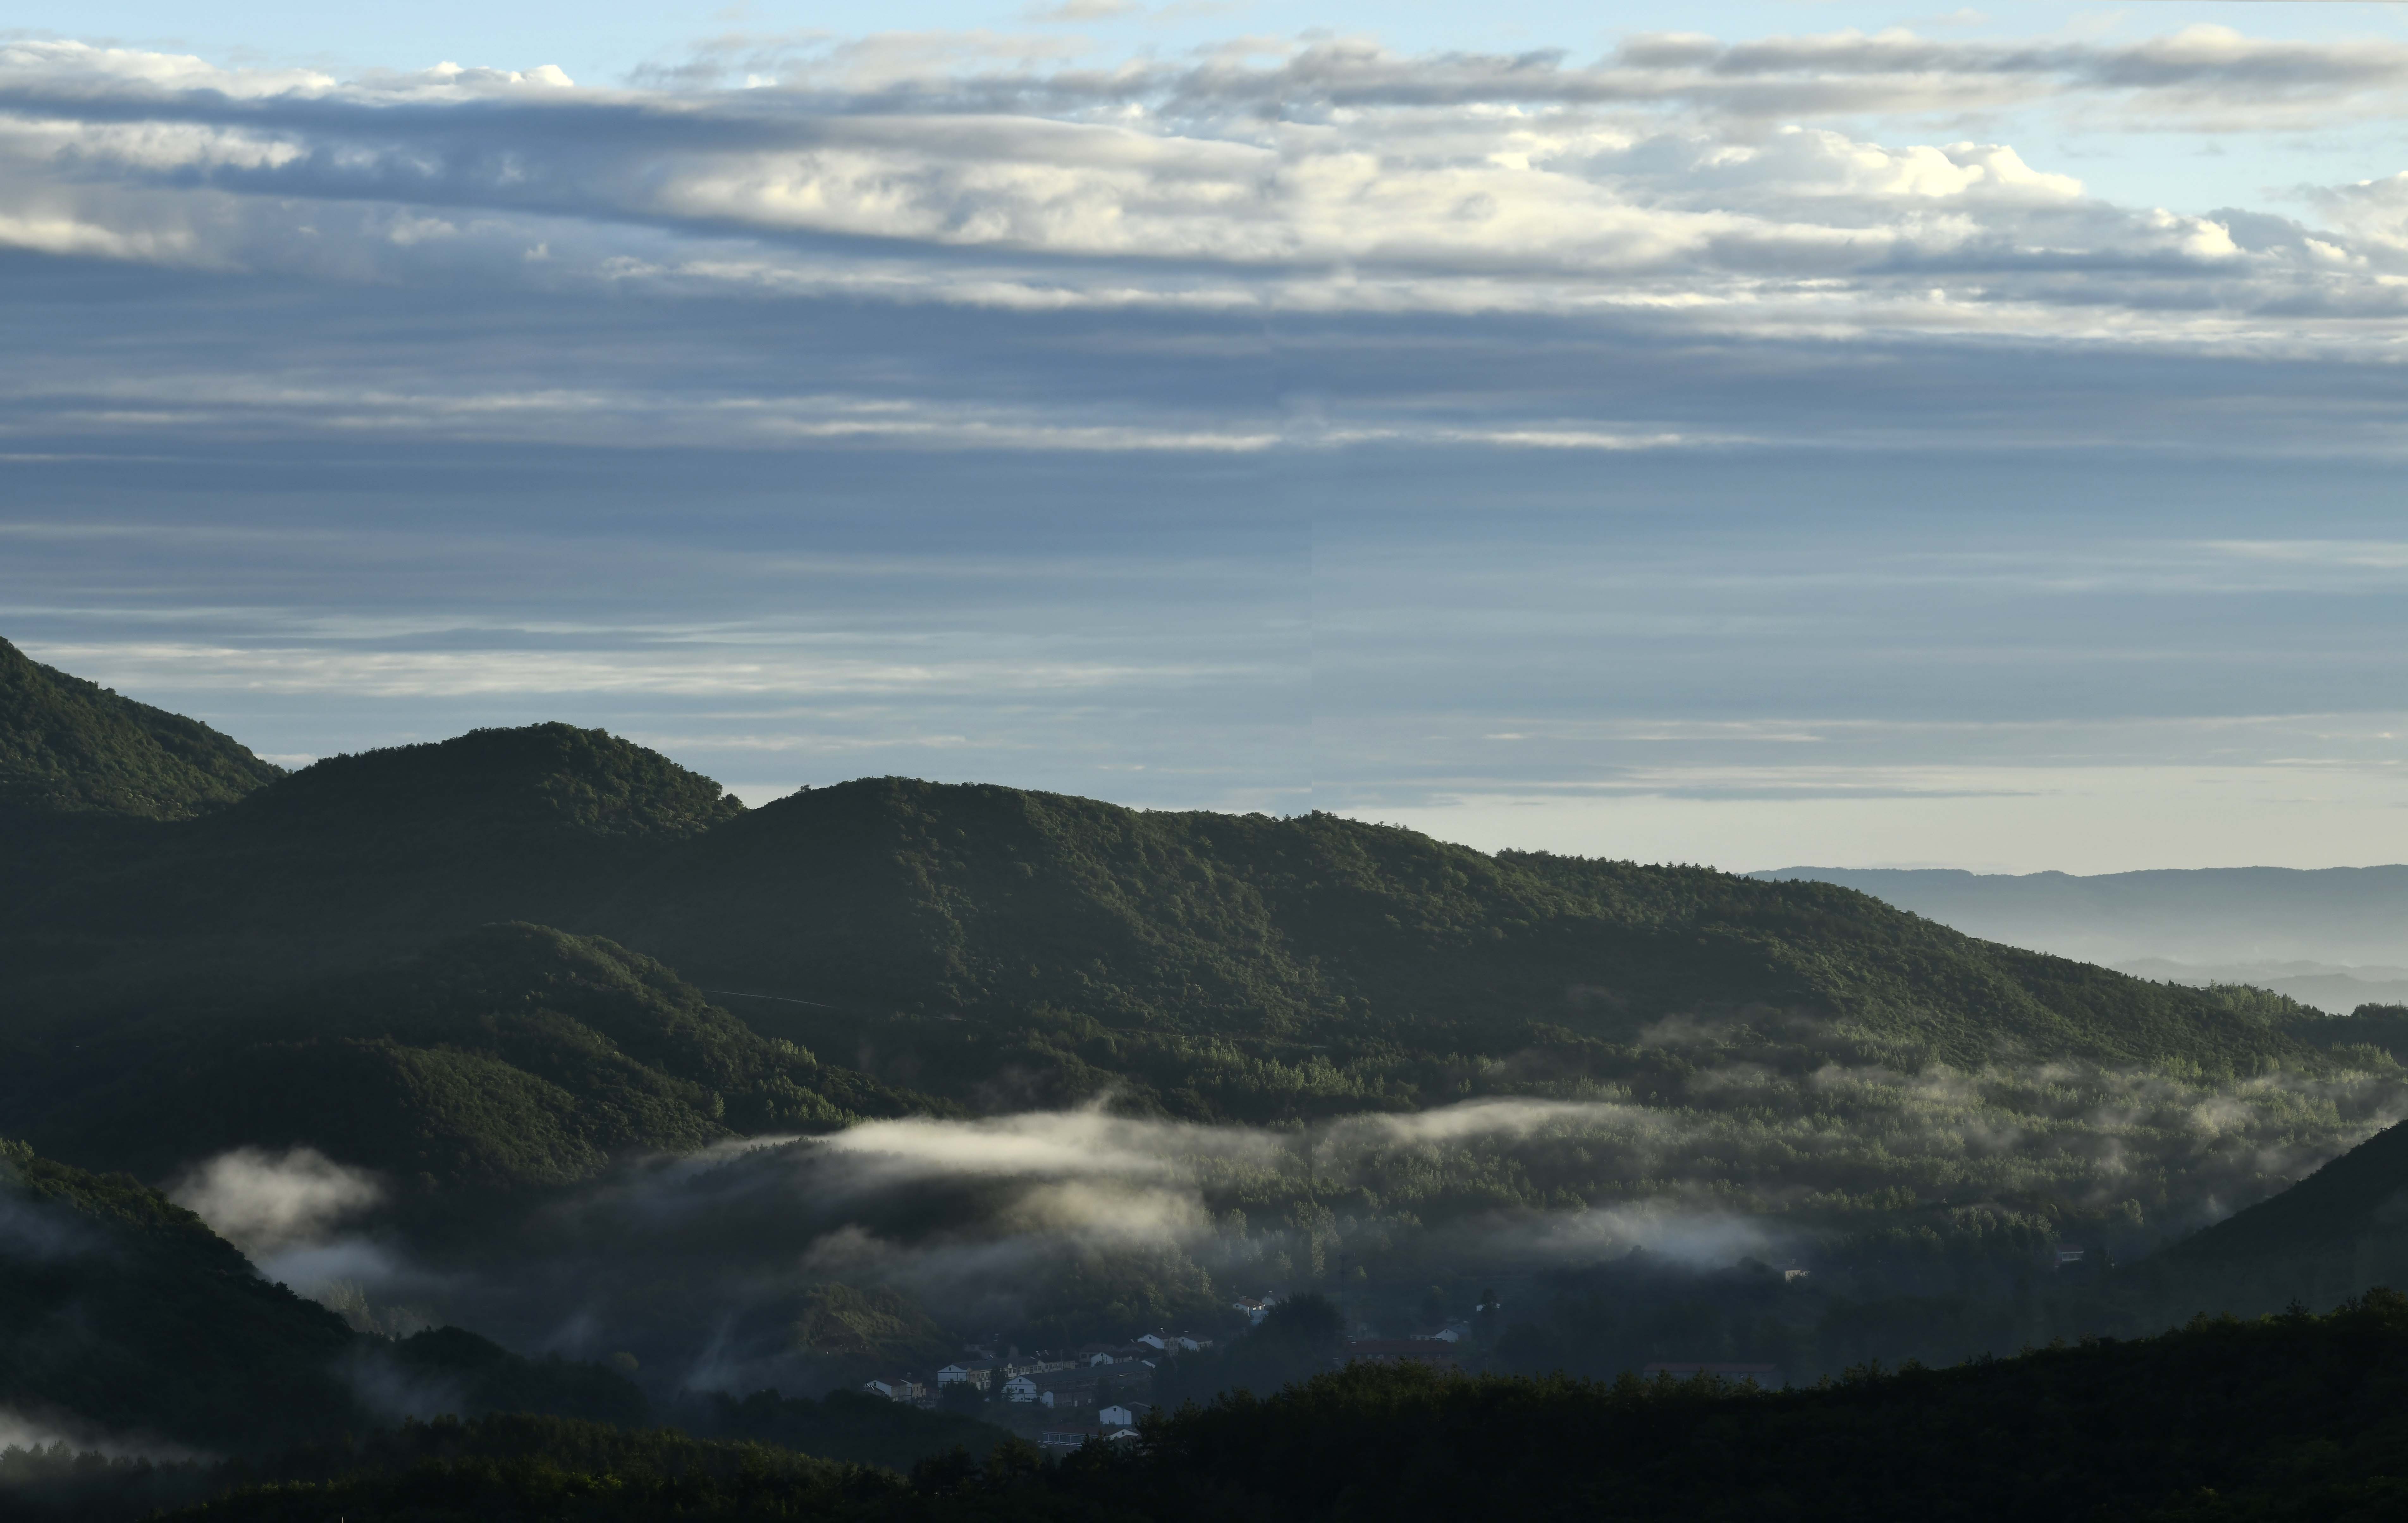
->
856, 1296, 1497, 1452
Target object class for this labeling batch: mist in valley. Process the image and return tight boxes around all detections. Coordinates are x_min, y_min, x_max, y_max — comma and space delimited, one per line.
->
166, 1042, 2408, 1405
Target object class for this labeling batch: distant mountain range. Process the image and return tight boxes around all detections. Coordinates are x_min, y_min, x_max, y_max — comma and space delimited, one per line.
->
1754, 865, 2408, 1010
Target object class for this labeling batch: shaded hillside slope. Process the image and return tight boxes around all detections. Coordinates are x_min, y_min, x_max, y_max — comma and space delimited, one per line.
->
1074, 1294, 2408, 1522
81, 1293, 2408, 1523
3, 723, 744, 996
0, 637, 280, 823
2174, 1117, 2408, 1265
0, 655, 2337, 1124
595, 778, 2315, 1112
4, 924, 941, 1194
0, 1135, 655, 1453
0, 1135, 358, 1450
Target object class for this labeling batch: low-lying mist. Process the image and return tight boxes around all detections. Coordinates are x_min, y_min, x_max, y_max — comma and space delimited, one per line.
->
162, 1048, 2408, 1401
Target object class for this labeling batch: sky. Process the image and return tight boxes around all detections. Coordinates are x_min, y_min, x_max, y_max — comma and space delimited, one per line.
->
6, 2, 2408, 873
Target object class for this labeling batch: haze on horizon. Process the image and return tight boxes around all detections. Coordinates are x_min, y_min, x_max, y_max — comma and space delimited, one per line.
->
7, 1, 2408, 875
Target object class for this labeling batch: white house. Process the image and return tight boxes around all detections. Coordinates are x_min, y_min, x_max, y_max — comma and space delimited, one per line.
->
1002, 1374, 1041, 1403
1232, 1297, 1276, 1324
1100, 1402, 1152, 1429
863, 1376, 925, 1402
936, 1360, 996, 1389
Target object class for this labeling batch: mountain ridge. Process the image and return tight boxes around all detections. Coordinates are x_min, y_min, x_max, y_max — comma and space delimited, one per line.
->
0, 637, 279, 823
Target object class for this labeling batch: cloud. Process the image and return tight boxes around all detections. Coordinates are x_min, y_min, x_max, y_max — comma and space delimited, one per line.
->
0, 22, 2396, 353
15, 640, 1252, 699
167, 1147, 384, 1256
1025, 0, 1142, 21
818, 1107, 1289, 1183
164, 1053, 2397, 1395
0, 1409, 201, 1462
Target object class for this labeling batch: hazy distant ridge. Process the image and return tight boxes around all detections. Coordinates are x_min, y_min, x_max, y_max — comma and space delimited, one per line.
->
1753, 864, 2408, 967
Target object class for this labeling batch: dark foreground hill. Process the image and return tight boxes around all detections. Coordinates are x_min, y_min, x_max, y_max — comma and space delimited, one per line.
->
2153, 1111, 2408, 1322
22, 1294, 2408, 1523
0, 1137, 643, 1452
2175, 1116, 2408, 1268
0, 1134, 357, 1449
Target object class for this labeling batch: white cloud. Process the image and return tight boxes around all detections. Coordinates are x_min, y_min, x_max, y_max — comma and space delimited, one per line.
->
166, 1147, 384, 1256
0, 23, 2396, 350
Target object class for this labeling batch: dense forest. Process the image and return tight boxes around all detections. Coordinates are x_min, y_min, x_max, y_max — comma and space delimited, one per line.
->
11, 635, 2408, 1503
16, 1293, 2408, 1521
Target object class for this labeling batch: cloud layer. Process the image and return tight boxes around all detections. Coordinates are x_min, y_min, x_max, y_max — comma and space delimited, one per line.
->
2, 25, 2405, 354
213, 1055, 2408, 1391
5, 18, 2408, 867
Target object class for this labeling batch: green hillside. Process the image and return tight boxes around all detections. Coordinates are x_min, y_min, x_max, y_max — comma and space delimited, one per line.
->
0, 637, 280, 822
7, 924, 942, 1193
1, 722, 746, 1000
597, 778, 2318, 1116
226, 720, 742, 843
0, 657, 2366, 1249
0, 720, 2344, 1134
0, 710, 2327, 1131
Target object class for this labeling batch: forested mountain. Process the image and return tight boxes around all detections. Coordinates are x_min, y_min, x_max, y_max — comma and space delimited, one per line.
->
3, 925, 941, 1196
597, 777, 2319, 1112
0, 637, 280, 823
4, 723, 746, 1002
0, 648, 2358, 1132
12, 651, 2408, 1508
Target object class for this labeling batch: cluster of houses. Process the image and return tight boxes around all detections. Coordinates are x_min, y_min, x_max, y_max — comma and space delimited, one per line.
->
865, 1295, 1806, 1438
864, 1330, 1217, 1419
1037, 1402, 1155, 1452
859, 1295, 1519, 1448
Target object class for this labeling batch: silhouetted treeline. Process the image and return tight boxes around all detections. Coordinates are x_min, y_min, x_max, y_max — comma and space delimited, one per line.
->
20, 1292, 2408, 1521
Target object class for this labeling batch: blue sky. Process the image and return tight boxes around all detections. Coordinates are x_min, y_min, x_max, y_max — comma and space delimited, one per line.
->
5, 2, 2408, 871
